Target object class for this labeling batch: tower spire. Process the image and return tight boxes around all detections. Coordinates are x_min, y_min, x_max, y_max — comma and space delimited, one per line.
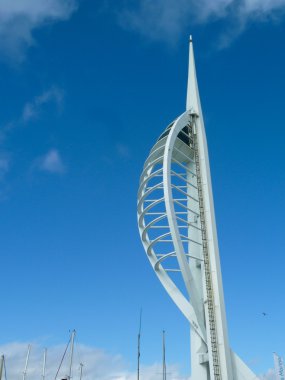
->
186, 36, 200, 114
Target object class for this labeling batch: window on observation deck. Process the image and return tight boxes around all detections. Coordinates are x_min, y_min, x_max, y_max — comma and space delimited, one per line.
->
177, 125, 193, 148
157, 121, 174, 142
157, 123, 193, 148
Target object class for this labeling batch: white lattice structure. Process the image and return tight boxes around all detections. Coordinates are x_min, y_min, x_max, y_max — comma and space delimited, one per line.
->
137, 37, 260, 380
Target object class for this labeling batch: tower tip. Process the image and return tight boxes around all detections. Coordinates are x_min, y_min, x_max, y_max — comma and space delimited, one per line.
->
186, 34, 199, 112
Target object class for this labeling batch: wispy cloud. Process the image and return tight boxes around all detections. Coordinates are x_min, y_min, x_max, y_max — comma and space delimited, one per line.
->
116, 142, 131, 159
259, 368, 275, 380
22, 86, 64, 122
0, 0, 77, 63
119, 0, 285, 47
0, 86, 64, 144
0, 153, 11, 200
0, 155, 10, 178
101, 142, 132, 165
0, 341, 183, 380
36, 149, 66, 174
0, 87, 66, 193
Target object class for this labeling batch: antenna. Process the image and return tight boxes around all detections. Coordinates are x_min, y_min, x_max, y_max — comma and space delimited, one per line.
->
42, 348, 47, 380
22, 344, 31, 380
162, 331, 166, 380
137, 308, 142, 380
68, 330, 76, 380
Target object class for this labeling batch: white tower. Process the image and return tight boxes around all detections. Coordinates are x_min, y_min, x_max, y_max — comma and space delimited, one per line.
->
137, 37, 260, 380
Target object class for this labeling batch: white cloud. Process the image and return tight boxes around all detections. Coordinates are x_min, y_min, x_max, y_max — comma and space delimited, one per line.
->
0, 342, 184, 380
243, 0, 285, 13
119, 0, 285, 46
37, 149, 65, 174
22, 86, 64, 122
259, 368, 275, 380
0, 341, 275, 380
0, 0, 77, 63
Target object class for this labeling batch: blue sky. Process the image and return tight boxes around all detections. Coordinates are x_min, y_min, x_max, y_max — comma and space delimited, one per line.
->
0, 0, 285, 379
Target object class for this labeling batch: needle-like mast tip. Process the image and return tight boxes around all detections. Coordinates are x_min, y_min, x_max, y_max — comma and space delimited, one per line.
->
189, 35, 193, 42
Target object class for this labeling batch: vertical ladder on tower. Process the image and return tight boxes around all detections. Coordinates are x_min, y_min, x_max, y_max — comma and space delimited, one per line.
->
190, 115, 222, 380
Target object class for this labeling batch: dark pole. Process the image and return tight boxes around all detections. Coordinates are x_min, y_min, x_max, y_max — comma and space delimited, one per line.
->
137, 309, 142, 380
162, 331, 166, 380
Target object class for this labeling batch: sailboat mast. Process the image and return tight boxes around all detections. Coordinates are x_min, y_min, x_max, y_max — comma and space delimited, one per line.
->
137, 309, 142, 380
79, 363, 83, 380
162, 331, 166, 380
22, 344, 31, 380
68, 330, 76, 379
0, 355, 4, 380
42, 348, 47, 380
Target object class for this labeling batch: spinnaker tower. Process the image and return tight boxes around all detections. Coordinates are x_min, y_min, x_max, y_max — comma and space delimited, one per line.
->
137, 37, 259, 380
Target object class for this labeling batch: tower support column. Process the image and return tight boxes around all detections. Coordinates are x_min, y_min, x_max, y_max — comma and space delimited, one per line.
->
190, 328, 209, 380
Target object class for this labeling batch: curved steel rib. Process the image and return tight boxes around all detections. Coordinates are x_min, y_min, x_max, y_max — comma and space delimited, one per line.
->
137, 112, 207, 343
